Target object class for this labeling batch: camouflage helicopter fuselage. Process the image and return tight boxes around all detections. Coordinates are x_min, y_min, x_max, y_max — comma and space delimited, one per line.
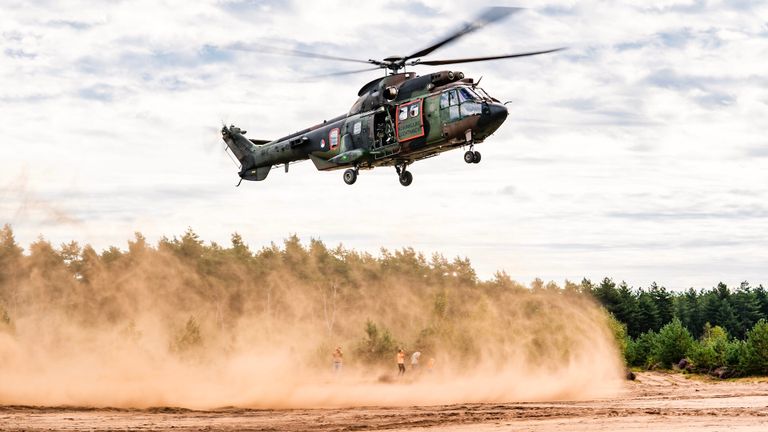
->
221, 70, 508, 186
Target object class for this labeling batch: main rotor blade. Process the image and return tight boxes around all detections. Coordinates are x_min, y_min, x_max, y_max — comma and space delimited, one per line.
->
404, 7, 522, 61
414, 48, 566, 66
229, 42, 378, 65
305, 66, 383, 79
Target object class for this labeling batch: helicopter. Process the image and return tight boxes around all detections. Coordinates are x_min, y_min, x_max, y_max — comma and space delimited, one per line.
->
221, 7, 563, 187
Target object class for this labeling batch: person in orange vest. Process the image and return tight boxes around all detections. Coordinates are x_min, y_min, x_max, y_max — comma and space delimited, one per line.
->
396, 348, 406, 376
332, 346, 343, 374
427, 357, 435, 373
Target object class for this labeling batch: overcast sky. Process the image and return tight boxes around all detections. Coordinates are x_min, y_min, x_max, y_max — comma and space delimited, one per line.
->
1, 0, 766, 290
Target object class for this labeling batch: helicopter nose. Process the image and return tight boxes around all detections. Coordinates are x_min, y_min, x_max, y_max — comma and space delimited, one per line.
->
477, 102, 508, 136
487, 102, 508, 122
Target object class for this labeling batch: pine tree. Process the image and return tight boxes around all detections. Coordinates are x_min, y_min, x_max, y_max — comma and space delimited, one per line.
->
593, 277, 620, 316
616, 282, 641, 337
730, 282, 762, 340
0, 224, 24, 304
741, 319, 768, 375
678, 288, 703, 338
636, 289, 661, 333
754, 285, 768, 319
649, 282, 674, 325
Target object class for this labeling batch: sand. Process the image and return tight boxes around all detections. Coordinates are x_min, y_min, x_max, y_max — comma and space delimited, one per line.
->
1, 371, 767, 431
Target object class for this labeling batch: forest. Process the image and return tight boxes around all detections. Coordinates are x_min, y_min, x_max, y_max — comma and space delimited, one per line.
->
584, 277, 768, 376
0, 224, 766, 381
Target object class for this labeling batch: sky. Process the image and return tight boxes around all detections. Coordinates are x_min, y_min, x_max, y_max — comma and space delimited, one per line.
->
1, 0, 766, 290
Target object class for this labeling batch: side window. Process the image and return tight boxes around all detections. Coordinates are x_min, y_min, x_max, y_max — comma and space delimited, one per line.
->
449, 104, 459, 120
460, 102, 482, 117
329, 128, 340, 150
353, 121, 362, 135
399, 106, 408, 121
448, 90, 458, 106
440, 91, 449, 108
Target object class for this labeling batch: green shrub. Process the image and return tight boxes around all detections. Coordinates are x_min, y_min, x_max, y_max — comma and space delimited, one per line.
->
741, 319, 768, 375
170, 316, 203, 354
688, 323, 730, 371
628, 330, 657, 367
355, 320, 397, 365
726, 339, 747, 373
0, 305, 12, 333
605, 312, 629, 364
652, 319, 694, 368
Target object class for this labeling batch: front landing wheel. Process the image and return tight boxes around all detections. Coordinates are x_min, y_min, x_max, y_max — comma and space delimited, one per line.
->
464, 151, 475, 164
343, 169, 357, 185
399, 171, 413, 187
472, 151, 481, 164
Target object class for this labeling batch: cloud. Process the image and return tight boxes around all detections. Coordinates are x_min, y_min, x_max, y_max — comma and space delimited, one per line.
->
499, 185, 517, 195
744, 145, 768, 158
45, 19, 95, 30
220, 0, 293, 15
4, 48, 36, 59
77, 84, 119, 102
540, 4, 578, 16
0, 0, 766, 290
607, 207, 768, 221
0, 93, 56, 103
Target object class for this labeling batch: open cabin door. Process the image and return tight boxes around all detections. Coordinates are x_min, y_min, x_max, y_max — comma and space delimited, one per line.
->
371, 107, 401, 160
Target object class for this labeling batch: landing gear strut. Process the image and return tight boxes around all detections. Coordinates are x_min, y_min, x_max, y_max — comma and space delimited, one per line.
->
343, 167, 358, 185
464, 130, 481, 164
395, 163, 413, 187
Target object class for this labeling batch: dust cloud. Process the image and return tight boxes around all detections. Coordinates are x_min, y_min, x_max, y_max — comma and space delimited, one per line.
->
0, 232, 624, 409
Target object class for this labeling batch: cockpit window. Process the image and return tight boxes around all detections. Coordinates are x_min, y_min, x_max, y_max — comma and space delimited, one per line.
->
440, 91, 449, 109
448, 90, 459, 106
440, 87, 483, 121
458, 87, 479, 102
461, 101, 482, 117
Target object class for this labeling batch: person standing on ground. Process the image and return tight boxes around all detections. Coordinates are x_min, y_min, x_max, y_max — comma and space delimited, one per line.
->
397, 349, 406, 376
332, 346, 343, 374
410, 351, 421, 371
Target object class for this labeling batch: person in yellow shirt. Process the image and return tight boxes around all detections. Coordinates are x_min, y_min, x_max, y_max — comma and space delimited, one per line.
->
396, 349, 406, 376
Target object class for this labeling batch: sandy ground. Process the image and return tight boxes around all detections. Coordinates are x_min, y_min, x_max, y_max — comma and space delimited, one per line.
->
1, 372, 767, 431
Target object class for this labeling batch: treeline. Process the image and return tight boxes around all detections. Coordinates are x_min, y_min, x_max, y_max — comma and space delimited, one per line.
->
1, 223, 765, 376
582, 278, 768, 376
0, 225, 610, 372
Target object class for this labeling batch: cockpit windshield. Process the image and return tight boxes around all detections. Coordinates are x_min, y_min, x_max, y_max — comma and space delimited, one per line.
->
458, 87, 481, 102
439, 86, 488, 120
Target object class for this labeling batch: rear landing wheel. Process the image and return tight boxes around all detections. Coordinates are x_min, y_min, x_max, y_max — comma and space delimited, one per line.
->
472, 151, 481, 164
399, 171, 413, 187
343, 169, 357, 185
464, 151, 475, 164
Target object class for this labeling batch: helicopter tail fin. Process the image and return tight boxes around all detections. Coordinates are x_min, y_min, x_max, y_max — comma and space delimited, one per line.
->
221, 124, 274, 183
221, 124, 256, 163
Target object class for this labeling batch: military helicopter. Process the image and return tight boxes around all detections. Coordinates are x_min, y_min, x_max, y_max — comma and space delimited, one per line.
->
221, 7, 563, 187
